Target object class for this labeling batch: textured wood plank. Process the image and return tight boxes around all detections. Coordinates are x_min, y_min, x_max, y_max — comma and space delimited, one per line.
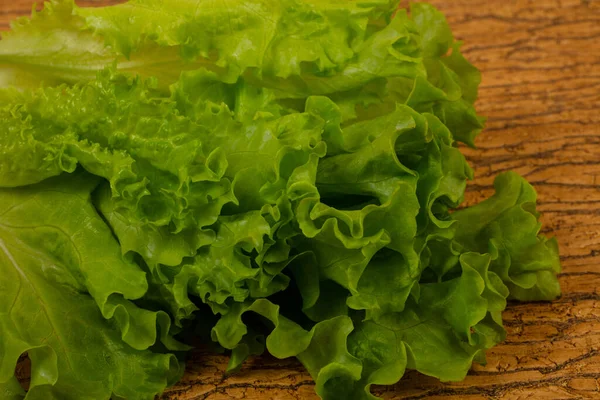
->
2, 0, 599, 399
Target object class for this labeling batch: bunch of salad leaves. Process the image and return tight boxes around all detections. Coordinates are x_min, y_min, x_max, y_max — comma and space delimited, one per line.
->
0, 1, 561, 399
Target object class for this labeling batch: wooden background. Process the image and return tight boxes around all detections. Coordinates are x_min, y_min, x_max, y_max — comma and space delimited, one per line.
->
2, 0, 600, 399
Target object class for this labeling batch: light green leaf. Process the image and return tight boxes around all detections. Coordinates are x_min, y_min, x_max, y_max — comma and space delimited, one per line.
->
451, 172, 561, 301
0, 173, 182, 400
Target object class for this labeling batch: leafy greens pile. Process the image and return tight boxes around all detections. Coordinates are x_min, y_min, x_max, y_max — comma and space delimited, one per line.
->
0, 1, 561, 399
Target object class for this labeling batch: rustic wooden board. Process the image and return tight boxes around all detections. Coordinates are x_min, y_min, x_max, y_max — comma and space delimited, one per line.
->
2, 0, 600, 399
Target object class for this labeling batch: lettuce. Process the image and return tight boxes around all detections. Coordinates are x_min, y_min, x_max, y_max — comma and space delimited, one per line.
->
0, 173, 183, 400
0, 1, 560, 399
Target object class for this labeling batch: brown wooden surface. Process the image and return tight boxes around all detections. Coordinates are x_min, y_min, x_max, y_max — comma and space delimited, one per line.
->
3, 0, 600, 399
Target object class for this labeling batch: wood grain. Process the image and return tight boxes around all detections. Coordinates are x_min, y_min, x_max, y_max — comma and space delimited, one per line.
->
2, 0, 600, 399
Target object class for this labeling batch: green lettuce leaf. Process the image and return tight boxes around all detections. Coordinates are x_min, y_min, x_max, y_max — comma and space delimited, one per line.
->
0, 376, 25, 400
0, 0, 208, 91
451, 172, 562, 301
0, 68, 327, 268
0, 0, 423, 92
0, 173, 182, 400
